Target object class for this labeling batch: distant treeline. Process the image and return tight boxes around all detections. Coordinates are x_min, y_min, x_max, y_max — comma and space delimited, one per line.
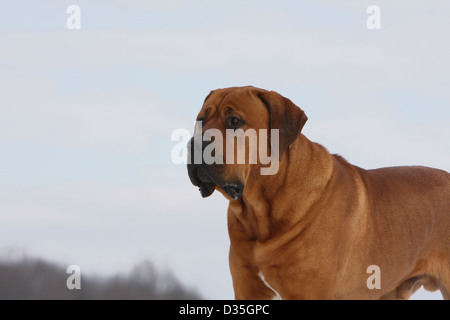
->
0, 257, 201, 300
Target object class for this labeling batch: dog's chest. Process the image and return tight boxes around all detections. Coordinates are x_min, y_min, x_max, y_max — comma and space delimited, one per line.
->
258, 271, 282, 300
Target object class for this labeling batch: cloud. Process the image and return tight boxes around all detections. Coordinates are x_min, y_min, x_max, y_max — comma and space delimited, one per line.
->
304, 97, 450, 171
2, 1, 450, 96
0, 73, 180, 155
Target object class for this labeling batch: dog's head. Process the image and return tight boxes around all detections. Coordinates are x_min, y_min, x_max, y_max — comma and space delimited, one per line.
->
187, 86, 308, 200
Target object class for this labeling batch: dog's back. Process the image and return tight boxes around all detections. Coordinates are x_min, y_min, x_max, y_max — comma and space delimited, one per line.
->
360, 165, 450, 299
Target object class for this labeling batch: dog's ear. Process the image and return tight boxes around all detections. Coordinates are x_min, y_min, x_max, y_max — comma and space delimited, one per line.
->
257, 90, 308, 159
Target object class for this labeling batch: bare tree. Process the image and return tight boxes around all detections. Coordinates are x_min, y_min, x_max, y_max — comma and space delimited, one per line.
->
0, 257, 201, 300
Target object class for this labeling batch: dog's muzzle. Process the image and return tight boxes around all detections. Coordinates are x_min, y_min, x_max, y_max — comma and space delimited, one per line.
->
186, 137, 243, 200
187, 137, 217, 198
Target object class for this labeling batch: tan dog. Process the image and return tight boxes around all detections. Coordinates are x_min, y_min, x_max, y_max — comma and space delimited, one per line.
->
187, 86, 450, 300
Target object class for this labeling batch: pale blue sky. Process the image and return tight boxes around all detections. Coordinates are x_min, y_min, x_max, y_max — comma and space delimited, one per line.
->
0, 0, 449, 299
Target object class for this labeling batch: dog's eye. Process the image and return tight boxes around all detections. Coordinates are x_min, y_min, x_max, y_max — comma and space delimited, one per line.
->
227, 116, 244, 129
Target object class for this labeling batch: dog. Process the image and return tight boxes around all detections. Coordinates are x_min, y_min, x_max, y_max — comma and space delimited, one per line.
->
187, 86, 450, 300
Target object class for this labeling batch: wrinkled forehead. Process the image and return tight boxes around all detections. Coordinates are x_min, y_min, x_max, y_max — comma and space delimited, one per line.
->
200, 87, 265, 115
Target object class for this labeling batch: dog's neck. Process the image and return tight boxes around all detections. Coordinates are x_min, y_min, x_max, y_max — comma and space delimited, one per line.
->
228, 134, 335, 242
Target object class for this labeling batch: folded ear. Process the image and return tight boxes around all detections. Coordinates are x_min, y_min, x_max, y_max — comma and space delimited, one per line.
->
256, 90, 308, 159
